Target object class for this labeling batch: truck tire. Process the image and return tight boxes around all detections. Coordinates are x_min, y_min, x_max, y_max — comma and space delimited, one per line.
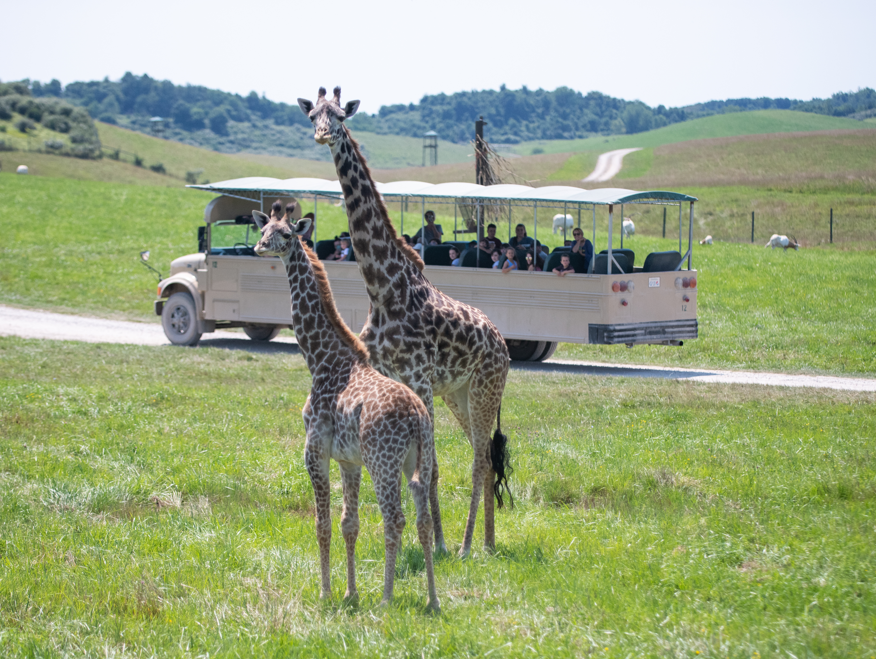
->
243, 325, 282, 341
506, 339, 546, 362
533, 341, 559, 362
162, 292, 202, 346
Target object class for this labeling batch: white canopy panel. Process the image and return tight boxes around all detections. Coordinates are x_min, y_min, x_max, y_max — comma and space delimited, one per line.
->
188, 178, 697, 205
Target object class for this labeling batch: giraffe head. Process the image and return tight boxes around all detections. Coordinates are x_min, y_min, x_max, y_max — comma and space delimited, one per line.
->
252, 209, 311, 258
298, 86, 360, 146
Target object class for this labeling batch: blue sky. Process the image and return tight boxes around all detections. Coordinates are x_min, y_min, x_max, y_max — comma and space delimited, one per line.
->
3, 0, 874, 114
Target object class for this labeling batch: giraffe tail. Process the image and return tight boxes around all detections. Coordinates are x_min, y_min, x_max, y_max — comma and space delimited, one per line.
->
490, 405, 514, 509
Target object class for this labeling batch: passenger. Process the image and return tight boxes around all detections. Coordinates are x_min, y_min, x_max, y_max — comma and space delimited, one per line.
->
509, 224, 535, 250
570, 228, 594, 270
449, 247, 461, 267
299, 211, 315, 242
501, 247, 519, 274
478, 238, 492, 255
402, 234, 414, 246
338, 236, 351, 260
553, 253, 575, 277
484, 223, 502, 252
491, 250, 501, 269
525, 253, 541, 272
413, 210, 443, 245
325, 236, 344, 260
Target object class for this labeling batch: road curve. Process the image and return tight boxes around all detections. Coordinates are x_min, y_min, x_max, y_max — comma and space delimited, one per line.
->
2, 305, 874, 393
583, 148, 643, 183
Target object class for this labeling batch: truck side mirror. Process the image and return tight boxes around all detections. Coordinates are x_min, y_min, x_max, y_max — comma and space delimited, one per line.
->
198, 226, 207, 253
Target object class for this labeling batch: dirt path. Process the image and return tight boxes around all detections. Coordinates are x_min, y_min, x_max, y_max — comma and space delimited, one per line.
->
2, 305, 874, 392
582, 148, 642, 183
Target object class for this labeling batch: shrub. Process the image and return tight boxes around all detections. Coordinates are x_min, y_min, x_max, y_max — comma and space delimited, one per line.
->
44, 139, 64, 150
108, 148, 120, 160
149, 163, 166, 174
0, 140, 14, 152
0, 125, 6, 132
185, 169, 203, 184
208, 108, 229, 136
15, 118, 36, 133
0, 101, 12, 121
42, 115, 71, 133
531, 147, 544, 155
133, 155, 144, 167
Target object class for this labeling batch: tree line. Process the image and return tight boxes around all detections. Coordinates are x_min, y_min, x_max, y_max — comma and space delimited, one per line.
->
14, 74, 876, 145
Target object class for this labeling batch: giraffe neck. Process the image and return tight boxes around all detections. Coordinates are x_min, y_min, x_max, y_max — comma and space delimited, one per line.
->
279, 241, 367, 376
330, 126, 423, 305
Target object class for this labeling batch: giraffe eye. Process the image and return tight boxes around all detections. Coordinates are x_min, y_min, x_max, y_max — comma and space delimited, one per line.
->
279, 230, 292, 240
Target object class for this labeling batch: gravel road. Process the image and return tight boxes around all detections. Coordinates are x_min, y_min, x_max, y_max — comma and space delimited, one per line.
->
2, 305, 874, 392
583, 148, 643, 183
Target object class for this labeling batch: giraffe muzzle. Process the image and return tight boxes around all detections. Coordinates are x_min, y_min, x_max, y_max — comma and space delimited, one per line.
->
314, 132, 331, 145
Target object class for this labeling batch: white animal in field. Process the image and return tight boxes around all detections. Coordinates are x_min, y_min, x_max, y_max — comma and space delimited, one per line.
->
699, 235, 713, 245
552, 213, 574, 234
622, 217, 635, 238
765, 234, 799, 250
16, 165, 29, 174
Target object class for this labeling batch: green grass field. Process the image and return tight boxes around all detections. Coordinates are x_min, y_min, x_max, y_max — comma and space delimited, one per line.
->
1, 338, 874, 657
512, 110, 873, 157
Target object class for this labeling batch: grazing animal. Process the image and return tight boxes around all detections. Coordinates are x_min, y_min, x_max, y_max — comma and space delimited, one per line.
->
622, 217, 635, 238
299, 86, 512, 558
253, 205, 439, 611
765, 234, 800, 250
699, 235, 713, 245
16, 165, 28, 175
552, 213, 574, 234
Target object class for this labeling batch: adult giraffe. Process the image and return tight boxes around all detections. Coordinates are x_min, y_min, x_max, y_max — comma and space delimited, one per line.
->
299, 87, 511, 557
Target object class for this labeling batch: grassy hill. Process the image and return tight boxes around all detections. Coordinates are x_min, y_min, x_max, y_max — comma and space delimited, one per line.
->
512, 110, 872, 156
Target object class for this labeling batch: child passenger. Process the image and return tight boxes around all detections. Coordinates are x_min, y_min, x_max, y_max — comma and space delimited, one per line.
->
449, 247, 461, 266
491, 250, 501, 269
553, 253, 574, 276
501, 247, 518, 273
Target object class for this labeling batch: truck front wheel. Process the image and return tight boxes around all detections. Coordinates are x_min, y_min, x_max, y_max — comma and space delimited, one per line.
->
162, 292, 202, 346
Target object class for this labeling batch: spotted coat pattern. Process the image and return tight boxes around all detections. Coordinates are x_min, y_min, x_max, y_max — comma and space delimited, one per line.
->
253, 205, 439, 611
299, 87, 511, 556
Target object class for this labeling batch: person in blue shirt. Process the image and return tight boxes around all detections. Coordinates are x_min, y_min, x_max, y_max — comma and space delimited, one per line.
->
501, 247, 519, 273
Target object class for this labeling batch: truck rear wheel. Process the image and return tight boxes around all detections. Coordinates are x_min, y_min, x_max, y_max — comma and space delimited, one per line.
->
533, 341, 559, 362
243, 325, 282, 341
162, 292, 202, 346
506, 339, 546, 362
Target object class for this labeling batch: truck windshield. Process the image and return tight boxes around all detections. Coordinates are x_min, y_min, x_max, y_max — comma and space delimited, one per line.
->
212, 220, 256, 249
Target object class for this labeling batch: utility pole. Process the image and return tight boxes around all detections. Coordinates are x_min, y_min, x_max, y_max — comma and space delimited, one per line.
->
474, 116, 488, 241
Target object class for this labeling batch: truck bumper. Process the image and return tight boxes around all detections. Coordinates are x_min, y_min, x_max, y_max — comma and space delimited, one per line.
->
588, 319, 698, 345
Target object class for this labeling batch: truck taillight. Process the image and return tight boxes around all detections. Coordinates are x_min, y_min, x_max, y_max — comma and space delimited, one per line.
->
626, 280, 634, 292
619, 281, 628, 292
688, 277, 697, 289
157, 286, 161, 297
611, 281, 620, 292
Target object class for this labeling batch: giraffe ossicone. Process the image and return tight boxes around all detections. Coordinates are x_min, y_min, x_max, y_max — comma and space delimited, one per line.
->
253, 204, 439, 611
300, 86, 513, 558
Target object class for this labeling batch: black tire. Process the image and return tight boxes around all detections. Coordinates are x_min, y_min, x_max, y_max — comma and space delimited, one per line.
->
532, 341, 559, 362
506, 339, 546, 362
162, 292, 202, 346
243, 325, 282, 341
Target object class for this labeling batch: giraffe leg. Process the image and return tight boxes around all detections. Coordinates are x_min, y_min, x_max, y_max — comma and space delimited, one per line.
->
305, 446, 332, 600
373, 473, 406, 607
402, 436, 440, 612
339, 462, 362, 602
444, 385, 489, 557
410, 383, 447, 554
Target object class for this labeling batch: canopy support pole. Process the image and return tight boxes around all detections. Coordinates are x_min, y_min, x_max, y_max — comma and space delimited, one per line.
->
678, 203, 683, 255
508, 200, 512, 243
313, 194, 317, 243
562, 202, 568, 243
688, 202, 695, 270
400, 199, 404, 235
620, 203, 624, 249
607, 205, 613, 275
421, 197, 426, 257
533, 201, 538, 265
454, 200, 457, 237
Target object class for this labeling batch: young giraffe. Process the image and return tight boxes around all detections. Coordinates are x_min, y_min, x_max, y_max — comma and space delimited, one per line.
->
298, 87, 512, 557
252, 203, 439, 611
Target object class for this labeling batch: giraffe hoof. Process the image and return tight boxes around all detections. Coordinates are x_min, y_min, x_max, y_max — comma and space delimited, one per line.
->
457, 546, 471, 559
426, 600, 441, 615
434, 541, 450, 556
343, 591, 359, 606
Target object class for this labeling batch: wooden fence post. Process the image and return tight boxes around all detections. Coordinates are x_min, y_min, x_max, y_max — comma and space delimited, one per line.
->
830, 208, 833, 244
662, 207, 666, 238
751, 211, 755, 243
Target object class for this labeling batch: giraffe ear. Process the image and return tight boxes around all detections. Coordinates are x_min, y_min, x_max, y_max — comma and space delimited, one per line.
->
252, 210, 269, 230
343, 100, 360, 118
298, 98, 313, 116
293, 218, 313, 237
